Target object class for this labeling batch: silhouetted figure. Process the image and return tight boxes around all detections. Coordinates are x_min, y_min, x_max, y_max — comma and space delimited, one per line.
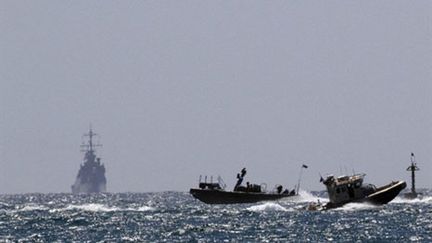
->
234, 173, 243, 189
277, 185, 283, 194
234, 168, 247, 190
241, 168, 246, 178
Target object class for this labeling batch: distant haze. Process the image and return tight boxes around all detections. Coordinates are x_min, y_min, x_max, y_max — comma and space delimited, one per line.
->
1, 1, 431, 193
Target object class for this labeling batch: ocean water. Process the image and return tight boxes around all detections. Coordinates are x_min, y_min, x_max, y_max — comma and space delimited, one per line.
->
0, 191, 431, 242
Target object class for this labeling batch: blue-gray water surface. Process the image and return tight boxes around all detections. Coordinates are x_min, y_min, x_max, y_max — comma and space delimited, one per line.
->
0, 191, 431, 242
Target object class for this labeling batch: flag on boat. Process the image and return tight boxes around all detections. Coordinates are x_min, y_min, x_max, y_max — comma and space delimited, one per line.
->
302, 164, 308, 169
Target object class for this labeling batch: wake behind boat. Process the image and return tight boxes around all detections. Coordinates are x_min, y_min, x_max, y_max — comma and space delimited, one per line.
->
309, 173, 406, 210
190, 168, 298, 204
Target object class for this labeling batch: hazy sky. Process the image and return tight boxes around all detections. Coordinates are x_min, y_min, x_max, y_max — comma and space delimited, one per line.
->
1, 1, 431, 193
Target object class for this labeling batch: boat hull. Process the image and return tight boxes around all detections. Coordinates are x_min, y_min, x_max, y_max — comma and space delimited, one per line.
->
190, 189, 296, 204
366, 181, 406, 204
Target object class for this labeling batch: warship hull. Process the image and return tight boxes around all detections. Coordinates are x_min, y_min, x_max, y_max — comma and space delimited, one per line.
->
190, 188, 297, 204
71, 181, 106, 194
324, 180, 406, 210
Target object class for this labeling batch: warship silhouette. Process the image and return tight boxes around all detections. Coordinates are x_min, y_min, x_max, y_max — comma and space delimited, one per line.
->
71, 127, 107, 194
405, 152, 421, 199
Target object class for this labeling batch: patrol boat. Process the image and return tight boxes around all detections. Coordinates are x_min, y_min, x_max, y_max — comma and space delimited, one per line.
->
309, 173, 406, 210
190, 168, 298, 204
71, 127, 107, 194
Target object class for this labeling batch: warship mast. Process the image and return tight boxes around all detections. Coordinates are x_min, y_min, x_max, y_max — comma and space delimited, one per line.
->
405, 152, 419, 198
80, 126, 102, 154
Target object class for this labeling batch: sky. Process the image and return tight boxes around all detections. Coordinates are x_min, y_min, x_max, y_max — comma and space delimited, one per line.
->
1, 1, 431, 194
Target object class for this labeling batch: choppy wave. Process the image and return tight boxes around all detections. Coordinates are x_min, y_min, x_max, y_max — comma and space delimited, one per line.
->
0, 192, 430, 242
334, 202, 382, 211
64, 203, 120, 212
50, 203, 155, 212
247, 202, 291, 212
391, 196, 432, 204
18, 204, 49, 212
136, 205, 154, 211
0, 204, 49, 213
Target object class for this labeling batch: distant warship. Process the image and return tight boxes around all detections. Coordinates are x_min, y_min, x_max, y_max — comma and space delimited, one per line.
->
71, 128, 107, 194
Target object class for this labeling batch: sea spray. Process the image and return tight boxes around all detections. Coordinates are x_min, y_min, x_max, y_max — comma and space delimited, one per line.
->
296, 189, 329, 203
247, 202, 291, 212
333, 202, 382, 212
391, 196, 432, 204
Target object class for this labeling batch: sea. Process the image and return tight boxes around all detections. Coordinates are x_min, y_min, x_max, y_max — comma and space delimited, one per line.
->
0, 190, 431, 242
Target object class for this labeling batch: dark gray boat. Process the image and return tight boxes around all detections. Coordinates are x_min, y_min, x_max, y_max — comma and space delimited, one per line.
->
309, 173, 406, 210
71, 127, 107, 194
190, 168, 297, 204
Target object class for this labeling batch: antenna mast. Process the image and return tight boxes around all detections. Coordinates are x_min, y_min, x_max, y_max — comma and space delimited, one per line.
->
80, 125, 102, 153
406, 152, 419, 195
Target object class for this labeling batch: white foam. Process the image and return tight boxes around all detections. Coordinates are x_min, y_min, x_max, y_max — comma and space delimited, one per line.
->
1, 204, 49, 213
334, 202, 380, 211
391, 196, 432, 204
65, 203, 118, 212
50, 203, 155, 213
296, 190, 328, 203
20, 205, 49, 211
135, 205, 154, 211
247, 202, 291, 212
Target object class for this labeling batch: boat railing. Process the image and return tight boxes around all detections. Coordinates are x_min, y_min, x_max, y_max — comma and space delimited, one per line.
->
198, 175, 225, 190
217, 176, 226, 190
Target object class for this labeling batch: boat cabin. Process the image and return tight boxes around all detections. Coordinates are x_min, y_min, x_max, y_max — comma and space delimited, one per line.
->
322, 174, 376, 205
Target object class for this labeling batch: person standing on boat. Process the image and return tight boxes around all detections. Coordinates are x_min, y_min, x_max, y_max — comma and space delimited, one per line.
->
234, 168, 247, 190
234, 173, 243, 190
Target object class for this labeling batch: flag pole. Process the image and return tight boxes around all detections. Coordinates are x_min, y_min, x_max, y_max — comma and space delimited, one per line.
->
296, 164, 308, 195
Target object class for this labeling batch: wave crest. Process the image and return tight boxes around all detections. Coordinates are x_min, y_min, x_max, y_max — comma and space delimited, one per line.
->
50, 203, 155, 212
391, 196, 432, 204
334, 202, 380, 211
247, 202, 291, 212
